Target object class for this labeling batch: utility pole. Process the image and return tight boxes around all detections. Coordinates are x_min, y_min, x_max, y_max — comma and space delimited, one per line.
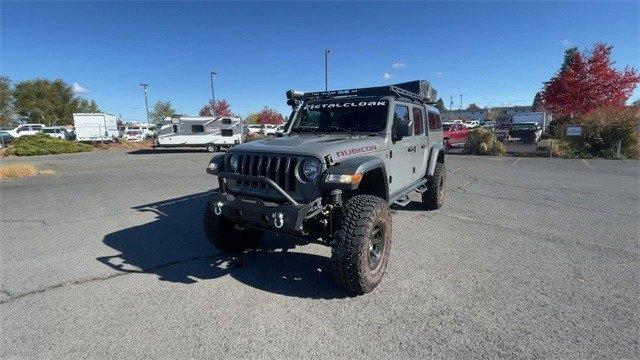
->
210, 71, 217, 116
324, 49, 331, 91
459, 94, 463, 110
449, 95, 453, 111
139, 83, 149, 123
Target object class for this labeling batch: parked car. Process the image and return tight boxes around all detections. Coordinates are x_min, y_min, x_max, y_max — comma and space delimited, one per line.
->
0, 131, 15, 148
509, 122, 542, 143
482, 120, 496, 132
6, 123, 45, 138
263, 124, 278, 136
41, 126, 73, 140
464, 120, 481, 129
124, 130, 146, 141
275, 123, 286, 134
443, 122, 470, 149
246, 125, 263, 134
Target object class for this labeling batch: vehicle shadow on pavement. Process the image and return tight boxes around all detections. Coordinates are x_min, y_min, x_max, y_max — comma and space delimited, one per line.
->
127, 148, 210, 155
98, 192, 349, 299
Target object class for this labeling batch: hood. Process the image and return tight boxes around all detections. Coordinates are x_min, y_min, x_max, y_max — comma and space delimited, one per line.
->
231, 134, 387, 162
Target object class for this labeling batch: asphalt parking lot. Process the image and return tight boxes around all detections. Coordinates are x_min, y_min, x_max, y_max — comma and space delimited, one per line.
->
1, 150, 638, 359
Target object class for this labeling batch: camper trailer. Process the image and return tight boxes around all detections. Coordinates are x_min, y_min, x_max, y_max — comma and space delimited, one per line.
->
155, 116, 243, 152
73, 113, 119, 142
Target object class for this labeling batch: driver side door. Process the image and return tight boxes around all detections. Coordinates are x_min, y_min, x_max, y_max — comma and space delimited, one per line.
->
387, 104, 414, 194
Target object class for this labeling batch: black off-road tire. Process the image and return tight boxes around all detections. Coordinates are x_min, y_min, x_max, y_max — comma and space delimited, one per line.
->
206, 144, 219, 153
203, 201, 263, 253
331, 195, 392, 295
423, 162, 445, 210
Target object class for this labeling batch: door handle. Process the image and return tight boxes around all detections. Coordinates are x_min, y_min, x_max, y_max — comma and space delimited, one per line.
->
420, 144, 428, 149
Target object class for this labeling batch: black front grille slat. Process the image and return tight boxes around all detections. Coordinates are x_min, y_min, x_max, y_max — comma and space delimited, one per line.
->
284, 157, 291, 191
265, 156, 273, 180
230, 153, 306, 198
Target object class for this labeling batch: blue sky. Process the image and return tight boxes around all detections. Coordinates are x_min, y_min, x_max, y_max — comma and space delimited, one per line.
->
1, 1, 638, 122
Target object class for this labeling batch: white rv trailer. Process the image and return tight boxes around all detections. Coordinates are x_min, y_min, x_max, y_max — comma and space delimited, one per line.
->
73, 113, 119, 141
155, 116, 243, 152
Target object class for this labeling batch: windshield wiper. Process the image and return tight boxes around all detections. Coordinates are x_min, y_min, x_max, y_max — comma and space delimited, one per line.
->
291, 128, 321, 136
327, 125, 356, 135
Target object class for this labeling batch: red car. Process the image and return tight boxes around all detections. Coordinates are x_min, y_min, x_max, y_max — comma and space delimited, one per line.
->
442, 123, 469, 149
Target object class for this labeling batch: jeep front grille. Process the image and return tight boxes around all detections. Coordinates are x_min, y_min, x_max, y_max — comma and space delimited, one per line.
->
230, 153, 301, 193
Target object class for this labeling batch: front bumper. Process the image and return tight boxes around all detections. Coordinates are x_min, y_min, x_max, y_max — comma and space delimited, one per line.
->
209, 172, 322, 233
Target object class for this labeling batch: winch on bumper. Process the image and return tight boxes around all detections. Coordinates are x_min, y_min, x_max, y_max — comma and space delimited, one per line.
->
209, 172, 323, 233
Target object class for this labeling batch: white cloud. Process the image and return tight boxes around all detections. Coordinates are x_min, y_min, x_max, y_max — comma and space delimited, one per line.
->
392, 62, 406, 68
435, 72, 443, 76
72, 82, 88, 94
382, 72, 393, 80
557, 38, 572, 47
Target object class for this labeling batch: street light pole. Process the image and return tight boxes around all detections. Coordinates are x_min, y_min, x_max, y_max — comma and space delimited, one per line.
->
140, 83, 149, 123
324, 49, 331, 91
210, 71, 217, 116
459, 94, 463, 110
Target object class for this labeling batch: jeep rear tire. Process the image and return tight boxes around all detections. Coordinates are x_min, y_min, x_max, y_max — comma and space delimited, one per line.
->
423, 162, 445, 210
331, 195, 392, 294
206, 144, 219, 153
203, 200, 263, 253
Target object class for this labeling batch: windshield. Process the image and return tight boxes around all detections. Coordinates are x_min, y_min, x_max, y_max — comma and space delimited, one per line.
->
290, 99, 388, 133
442, 124, 451, 131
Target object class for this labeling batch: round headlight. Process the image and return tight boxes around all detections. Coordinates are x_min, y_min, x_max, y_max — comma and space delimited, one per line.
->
301, 158, 321, 181
229, 154, 239, 172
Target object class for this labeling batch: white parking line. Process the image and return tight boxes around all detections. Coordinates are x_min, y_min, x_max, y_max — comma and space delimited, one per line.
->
581, 159, 592, 169
512, 157, 522, 166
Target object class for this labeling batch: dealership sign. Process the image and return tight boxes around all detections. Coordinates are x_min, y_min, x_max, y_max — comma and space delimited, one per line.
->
566, 126, 582, 136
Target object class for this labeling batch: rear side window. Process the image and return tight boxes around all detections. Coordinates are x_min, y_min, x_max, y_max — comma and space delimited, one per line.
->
428, 112, 442, 131
42, 129, 54, 133
392, 105, 411, 139
412, 107, 424, 135
191, 125, 205, 133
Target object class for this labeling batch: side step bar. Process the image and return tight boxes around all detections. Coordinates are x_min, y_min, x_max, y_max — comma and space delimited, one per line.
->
415, 184, 427, 194
394, 196, 411, 207
390, 178, 428, 207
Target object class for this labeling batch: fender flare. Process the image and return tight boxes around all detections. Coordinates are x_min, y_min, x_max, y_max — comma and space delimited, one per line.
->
427, 143, 445, 176
324, 156, 388, 191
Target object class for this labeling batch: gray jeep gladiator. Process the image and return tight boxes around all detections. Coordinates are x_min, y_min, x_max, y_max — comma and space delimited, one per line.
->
204, 80, 446, 294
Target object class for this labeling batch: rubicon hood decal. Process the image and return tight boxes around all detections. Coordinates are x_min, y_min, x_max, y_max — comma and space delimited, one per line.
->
335, 144, 378, 159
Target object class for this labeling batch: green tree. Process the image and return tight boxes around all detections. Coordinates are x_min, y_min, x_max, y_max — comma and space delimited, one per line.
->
75, 98, 100, 113
0, 76, 15, 127
434, 98, 447, 112
244, 113, 259, 124
149, 100, 176, 124
13, 78, 101, 125
532, 92, 544, 111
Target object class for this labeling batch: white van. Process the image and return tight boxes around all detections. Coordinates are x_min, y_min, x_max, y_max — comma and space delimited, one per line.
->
73, 113, 118, 141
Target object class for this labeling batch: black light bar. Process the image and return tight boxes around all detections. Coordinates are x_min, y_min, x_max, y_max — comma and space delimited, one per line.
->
286, 80, 437, 104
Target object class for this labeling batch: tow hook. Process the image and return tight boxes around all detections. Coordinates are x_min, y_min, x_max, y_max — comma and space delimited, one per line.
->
213, 202, 224, 215
272, 212, 285, 229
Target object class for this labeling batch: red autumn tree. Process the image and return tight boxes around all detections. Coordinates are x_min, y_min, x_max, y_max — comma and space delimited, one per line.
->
255, 107, 285, 125
542, 43, 640, 117
199, 99, 233, 117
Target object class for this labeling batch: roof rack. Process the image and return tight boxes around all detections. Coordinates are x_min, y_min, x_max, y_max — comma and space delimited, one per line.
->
286, 80, 437, 105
